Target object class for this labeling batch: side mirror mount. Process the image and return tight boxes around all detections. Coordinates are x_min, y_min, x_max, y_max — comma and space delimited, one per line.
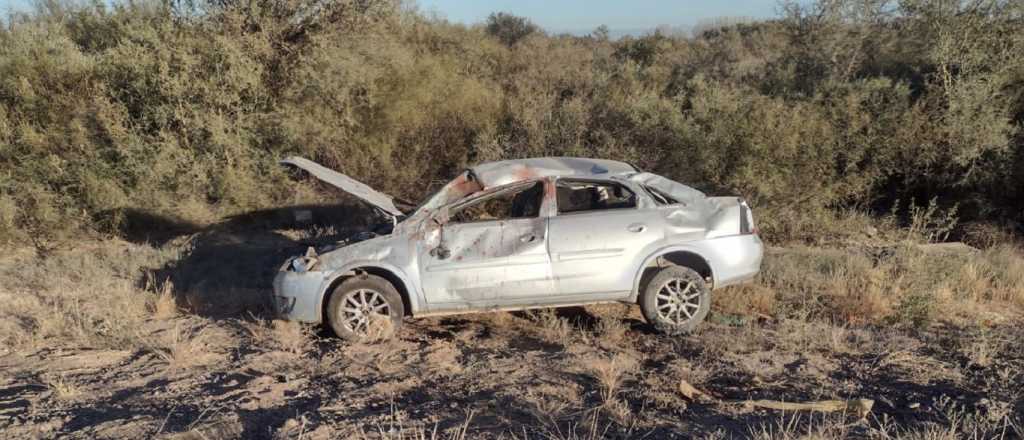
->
430, 245, 451, 260
430, 208, 451, 259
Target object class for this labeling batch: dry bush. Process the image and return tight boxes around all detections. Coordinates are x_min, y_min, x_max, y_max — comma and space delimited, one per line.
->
713, 283, 777, 318
1, 0, 1022, 248
960, 329, 1006, 369
757, 245, 1024, 329
150, 279, 178, 319
528, 309, 574, 345
593, 316, 628, 348
583, 353, 638, 415
241, 318, 313, 355
272, 319, 313, 355
0, 240, 176, 350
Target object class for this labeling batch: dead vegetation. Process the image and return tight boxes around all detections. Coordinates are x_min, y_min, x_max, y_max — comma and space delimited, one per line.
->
1, 229, 1022, 439
1, 0, 1023, 436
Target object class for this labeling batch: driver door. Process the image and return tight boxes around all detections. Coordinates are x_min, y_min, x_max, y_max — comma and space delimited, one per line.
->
418, 181, 556, 306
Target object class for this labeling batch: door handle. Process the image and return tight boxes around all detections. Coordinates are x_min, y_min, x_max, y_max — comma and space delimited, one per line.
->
520, 234, 536, 243
627, 223, 646, 233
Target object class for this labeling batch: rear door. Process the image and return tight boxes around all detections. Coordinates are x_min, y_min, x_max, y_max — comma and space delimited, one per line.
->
547, 178, 660, 296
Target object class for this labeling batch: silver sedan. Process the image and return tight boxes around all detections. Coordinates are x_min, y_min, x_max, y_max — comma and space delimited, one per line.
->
274, 157, 763, 339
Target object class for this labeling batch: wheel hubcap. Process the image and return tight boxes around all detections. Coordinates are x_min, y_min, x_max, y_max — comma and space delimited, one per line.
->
340, 288, 391, 335
655, 278, 701, 325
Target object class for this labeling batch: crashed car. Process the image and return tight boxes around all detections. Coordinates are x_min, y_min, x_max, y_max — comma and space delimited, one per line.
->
274, 156, 763, 339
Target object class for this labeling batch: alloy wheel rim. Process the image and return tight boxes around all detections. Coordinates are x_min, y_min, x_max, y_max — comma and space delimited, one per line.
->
339, 288, 391, 335
655, 277, 701, 325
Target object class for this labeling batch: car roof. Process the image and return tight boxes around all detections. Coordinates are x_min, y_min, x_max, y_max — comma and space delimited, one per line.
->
469, 157, 638, 188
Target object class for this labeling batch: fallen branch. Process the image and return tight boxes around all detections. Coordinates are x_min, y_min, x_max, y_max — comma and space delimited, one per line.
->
745, 398, 874, 419
678, 379, 875, 419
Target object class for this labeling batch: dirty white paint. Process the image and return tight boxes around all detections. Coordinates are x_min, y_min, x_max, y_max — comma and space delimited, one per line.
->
273, 156, 764, 323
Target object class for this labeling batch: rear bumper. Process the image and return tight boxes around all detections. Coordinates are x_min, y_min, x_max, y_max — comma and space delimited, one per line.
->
703, 234, 764, 289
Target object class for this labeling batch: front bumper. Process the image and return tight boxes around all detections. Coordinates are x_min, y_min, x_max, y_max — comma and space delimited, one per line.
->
272, 269, 327, 323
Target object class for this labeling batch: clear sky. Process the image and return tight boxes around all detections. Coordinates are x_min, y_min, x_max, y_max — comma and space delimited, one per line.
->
1, 0, 781, 34
415, 0, 779, 34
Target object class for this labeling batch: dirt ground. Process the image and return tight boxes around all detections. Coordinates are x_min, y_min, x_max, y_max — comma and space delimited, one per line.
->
1, 307, 1021, 439
1, 206, 1022, 439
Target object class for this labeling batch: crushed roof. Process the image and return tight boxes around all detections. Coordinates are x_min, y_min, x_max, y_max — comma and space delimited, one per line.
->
470, 157, 637, 188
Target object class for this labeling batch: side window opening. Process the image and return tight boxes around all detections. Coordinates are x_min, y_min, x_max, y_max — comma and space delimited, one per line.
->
449, 181, 544, 223
643, 185, 679, 205
556, 180, 637, 214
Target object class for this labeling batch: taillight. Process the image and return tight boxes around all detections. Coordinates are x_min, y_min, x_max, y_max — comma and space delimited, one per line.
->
739, 199, 758, 235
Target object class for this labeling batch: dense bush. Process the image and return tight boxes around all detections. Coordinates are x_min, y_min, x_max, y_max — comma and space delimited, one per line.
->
0, 0, 1022, 247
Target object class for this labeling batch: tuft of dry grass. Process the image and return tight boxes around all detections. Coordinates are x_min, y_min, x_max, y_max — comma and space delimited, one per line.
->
530, 309, 574, 345
592, 316, 628, 348
272, 319, 312, 355
584, 353, 637, 408
364, 313, 397, 342
43, 374, 80, 400
150, 279, 179, 319
145, 324, 218, 371
960, 329, 1005, 369
241, 317, 313, 355
747, 413, 849, 440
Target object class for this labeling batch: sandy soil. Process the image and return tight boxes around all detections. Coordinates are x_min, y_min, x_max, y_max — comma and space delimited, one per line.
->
1, 308, 1021, 439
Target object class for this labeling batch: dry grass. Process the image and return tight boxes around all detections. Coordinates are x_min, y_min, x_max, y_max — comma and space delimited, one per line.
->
145, 324, 219, 371
0, 240, 180, 351
960, 329, 1005, 369
592, 315, 628, 348
583, 352, 638, 424
754, 244, 1024, 329
150, 279, 179, 319
242, 317, 315, 356
1, 235, 1023, 438
43, 374, 80, 400
529, 309, 574, 345
747, 413, 850, 440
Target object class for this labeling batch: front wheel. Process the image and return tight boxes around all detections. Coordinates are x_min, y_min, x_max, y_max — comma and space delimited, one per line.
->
326, 274, 404, 341
639, 266, 711, 334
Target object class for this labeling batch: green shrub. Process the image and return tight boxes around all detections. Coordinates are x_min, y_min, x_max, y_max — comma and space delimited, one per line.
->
0, 0, 1021, 247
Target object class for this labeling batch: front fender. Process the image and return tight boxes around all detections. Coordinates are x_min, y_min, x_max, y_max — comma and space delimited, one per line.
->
314, 260, 422, 321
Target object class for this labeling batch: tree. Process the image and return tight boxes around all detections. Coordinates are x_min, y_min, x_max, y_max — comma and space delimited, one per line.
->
485, 12, 538, 46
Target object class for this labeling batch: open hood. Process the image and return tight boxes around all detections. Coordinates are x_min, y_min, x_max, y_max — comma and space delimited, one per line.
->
280, 156, 405, 217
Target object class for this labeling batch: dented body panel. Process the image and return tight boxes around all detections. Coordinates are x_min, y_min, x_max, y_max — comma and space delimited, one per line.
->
274, 156, 763, 324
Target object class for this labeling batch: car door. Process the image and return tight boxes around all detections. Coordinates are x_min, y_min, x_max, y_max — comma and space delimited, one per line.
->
546, 178, 660, 296
418, 181, 556, 306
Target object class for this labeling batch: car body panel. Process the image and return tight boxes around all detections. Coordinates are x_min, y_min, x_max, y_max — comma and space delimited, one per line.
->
272, 156, 764, 325
280, 156, 405, 217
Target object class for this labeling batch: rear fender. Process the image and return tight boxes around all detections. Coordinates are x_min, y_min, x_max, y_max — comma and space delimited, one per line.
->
628, 246, 717, 302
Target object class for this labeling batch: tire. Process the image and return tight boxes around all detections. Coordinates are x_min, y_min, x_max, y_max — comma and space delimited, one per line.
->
326, 274, 404, 341
639, 266, 711, 335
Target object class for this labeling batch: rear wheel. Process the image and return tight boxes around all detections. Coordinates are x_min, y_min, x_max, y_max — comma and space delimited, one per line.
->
326, 274, 404, 341
639, 266, 711, 334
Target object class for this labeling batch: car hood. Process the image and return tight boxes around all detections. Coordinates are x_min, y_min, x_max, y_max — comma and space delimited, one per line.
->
280, 156, 405, 217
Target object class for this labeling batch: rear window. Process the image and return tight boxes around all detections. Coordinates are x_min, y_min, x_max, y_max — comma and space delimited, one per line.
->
556, 180, 637, 214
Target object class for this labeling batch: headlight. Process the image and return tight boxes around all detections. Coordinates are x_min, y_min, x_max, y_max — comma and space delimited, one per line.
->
289, 256, 319, 273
